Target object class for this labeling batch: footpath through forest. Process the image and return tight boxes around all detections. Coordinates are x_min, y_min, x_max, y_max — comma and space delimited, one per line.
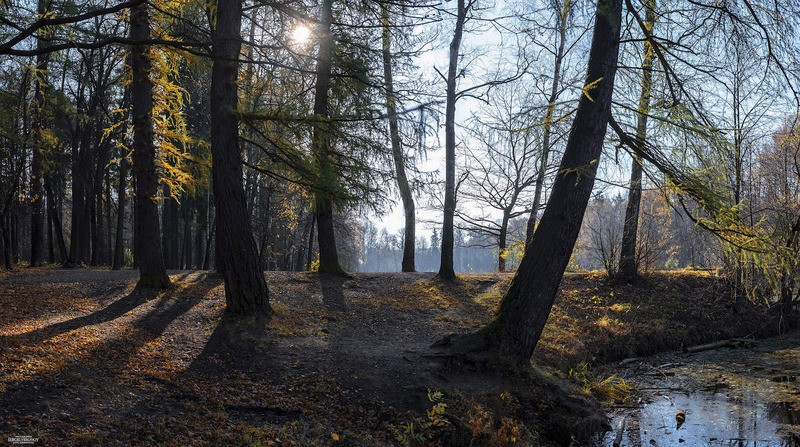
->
0, 268, 793, 446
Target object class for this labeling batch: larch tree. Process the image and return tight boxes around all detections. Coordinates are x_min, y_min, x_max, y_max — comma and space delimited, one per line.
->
210, 0, 273, 314
129, 1, 172, 288
311, 0, 346, 276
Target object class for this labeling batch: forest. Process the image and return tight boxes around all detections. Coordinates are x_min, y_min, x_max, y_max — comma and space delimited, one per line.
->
1, 0, 800, 445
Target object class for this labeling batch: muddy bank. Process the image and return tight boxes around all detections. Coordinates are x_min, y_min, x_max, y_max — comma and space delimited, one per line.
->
599, 333, 800, 447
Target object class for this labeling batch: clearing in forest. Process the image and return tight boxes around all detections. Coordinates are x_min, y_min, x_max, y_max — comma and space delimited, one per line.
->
0, 268, 778, 446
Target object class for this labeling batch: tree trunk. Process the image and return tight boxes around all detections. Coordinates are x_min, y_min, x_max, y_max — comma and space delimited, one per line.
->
67, 107, 93, 267
47, 194, 54, 263
526, 0, 570, 244
440, 0, 623, 364
161, 184, 180, 268
381, 1, 415, 272
132, 179, 138, 268
106, 170, 113, 265
1, 216, 11, 269
306, 212, 316, 271
113, 155, 127, 270
210, 0, 272, 314
498, 212, 509, 272
203, 216, 214, 270
1, 221, 10, 269
180, 198, 193, 269
311, 0, 345, 276
195, 187, 208, 269
617, 0, 656, 282
130, 1, 171, 288
29, 32, 49, 267
438, 0, 467, 282
91, 165, 106, 266
258, 184, 273, 270
296, 213, 313, 271
44, 177, 68, 263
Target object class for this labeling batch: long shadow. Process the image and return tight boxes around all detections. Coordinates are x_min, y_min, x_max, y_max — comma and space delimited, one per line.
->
0, 279, 216, 436
319, 273, 347, 312
0, 286, 154, 346
1, 273, 215, 347
187, 311, 280, 380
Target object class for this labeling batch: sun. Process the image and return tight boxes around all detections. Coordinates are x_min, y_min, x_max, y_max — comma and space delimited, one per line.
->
291, 24, 312, 46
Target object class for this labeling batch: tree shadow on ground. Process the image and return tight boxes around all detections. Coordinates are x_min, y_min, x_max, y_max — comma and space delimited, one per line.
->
0, 273, 214, 347
187, 311, 281, 380
1, 287, 152, 347
319, 273, 346, 311
0, 278, 217, 438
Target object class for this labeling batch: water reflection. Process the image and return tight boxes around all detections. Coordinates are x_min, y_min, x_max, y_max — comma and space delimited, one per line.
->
603, 383, 800, 447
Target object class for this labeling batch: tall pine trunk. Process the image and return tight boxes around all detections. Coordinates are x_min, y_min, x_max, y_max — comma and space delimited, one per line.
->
44, 177, 67, 262
113, 155, 127, 270
381, 1, 415, 272
67, 101, 93, 267
312, 0, 345, 275
306, 212, 316, 271
438, 0, 467, 282
210, 0, 272, 314
29, 11, 49, 267
130, 2, 171, 288
194, 187, 208, 269
617, 0, 656, 281
161, 184, 180, 268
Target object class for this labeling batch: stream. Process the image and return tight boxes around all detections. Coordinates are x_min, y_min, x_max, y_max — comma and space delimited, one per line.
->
598, 333, 800, 447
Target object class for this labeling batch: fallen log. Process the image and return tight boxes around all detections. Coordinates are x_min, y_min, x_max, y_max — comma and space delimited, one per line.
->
685, 339, 733, 353
685, 338, 757, 353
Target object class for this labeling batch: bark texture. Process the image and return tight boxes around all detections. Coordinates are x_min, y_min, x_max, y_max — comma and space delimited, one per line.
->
312, 0, 345, 276
130, 2, 171, 288
210, 0, 272, 314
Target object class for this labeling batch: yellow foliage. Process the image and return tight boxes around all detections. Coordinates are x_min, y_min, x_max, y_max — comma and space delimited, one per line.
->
581, 77, 603, 102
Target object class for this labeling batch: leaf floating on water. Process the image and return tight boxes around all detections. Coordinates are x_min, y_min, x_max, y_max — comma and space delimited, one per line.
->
676, 410, 685, 429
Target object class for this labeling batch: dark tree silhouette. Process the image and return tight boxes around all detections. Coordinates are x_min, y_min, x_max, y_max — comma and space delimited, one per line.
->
129, 2, 171, 288
210, 0, 273, 314
312, 0, 346, 276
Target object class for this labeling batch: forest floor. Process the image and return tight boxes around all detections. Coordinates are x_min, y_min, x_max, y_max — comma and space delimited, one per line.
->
0, 268, 789, 446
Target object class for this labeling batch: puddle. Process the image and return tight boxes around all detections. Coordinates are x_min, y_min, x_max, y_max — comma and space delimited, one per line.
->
598, 336, 800, 447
